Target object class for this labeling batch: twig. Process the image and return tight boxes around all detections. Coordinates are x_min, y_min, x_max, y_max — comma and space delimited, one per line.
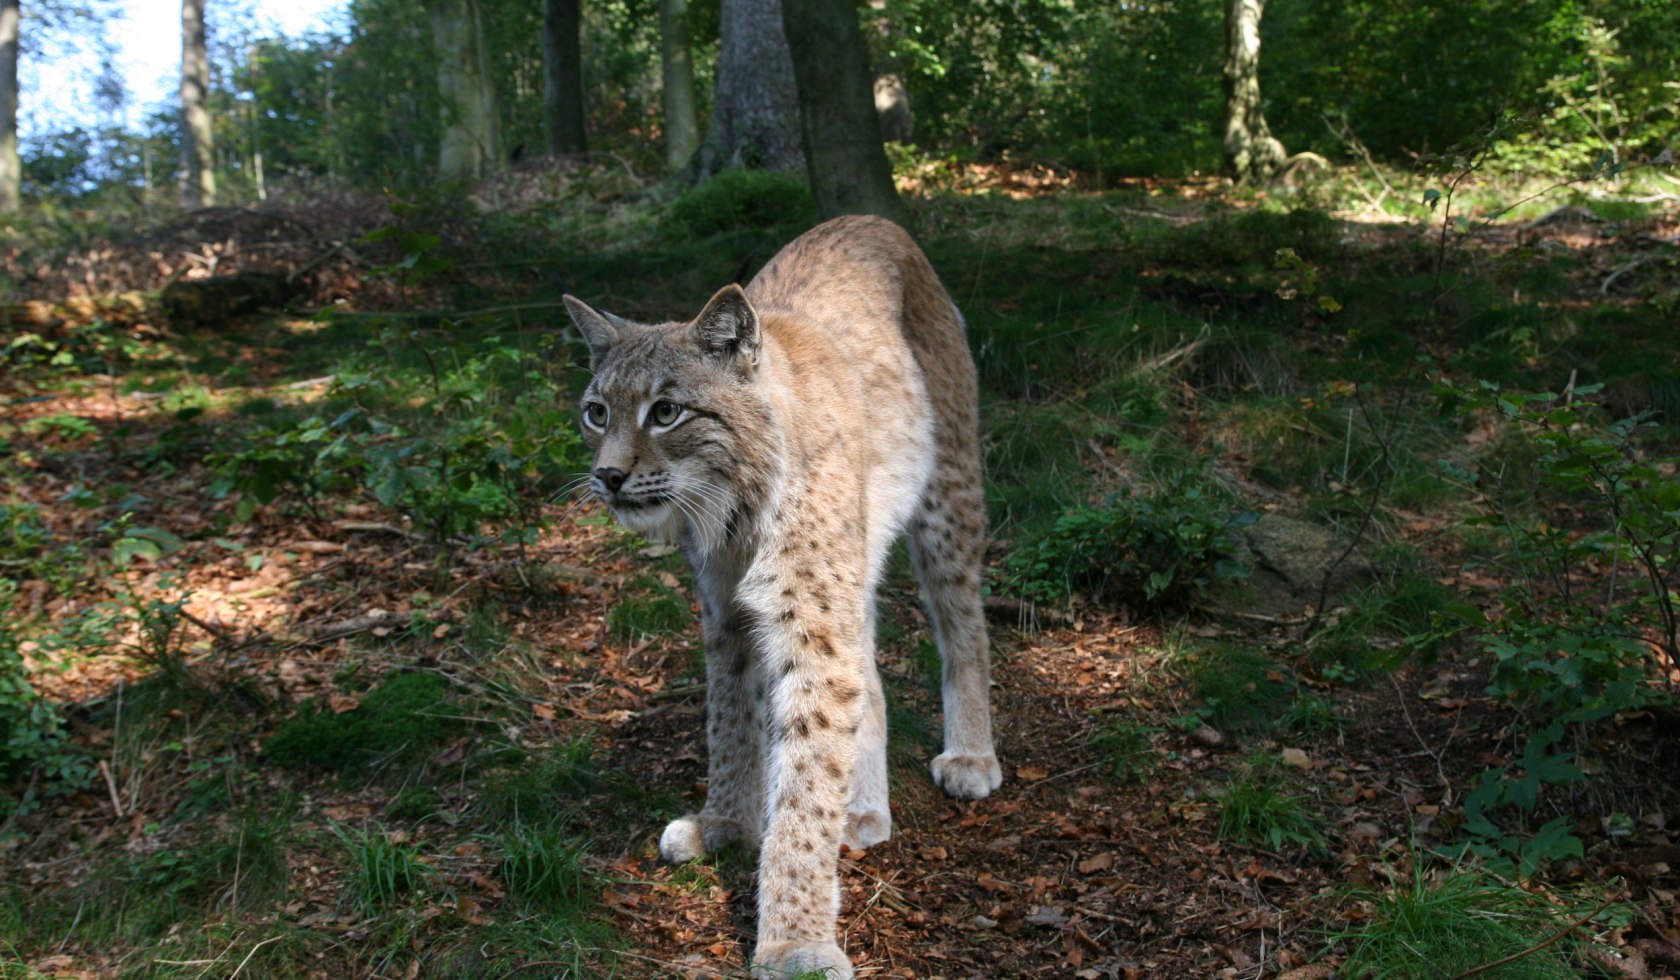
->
1448, 900, 1612, 979
98, 759, 125, 818
1390, 675, 1451, 802
229, 935, 283, 978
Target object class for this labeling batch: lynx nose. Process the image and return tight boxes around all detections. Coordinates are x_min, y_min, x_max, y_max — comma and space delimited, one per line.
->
594, 467, 627, 493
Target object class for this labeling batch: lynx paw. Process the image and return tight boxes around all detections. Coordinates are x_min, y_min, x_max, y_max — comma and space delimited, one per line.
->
842, 807, 892, 850
931, 751, 1002, 800
752, 941, 854, 979
658, 814, 744, 864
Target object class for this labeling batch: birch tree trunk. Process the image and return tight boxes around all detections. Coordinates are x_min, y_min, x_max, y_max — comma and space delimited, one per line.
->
1221, 0, 1286, 184
427, 0, 502, 180
0, 0, 18, 213
659, 0, 698, 172
541, 0, 586, 156
697, 0, 803, 175
179, 0, 216, 207
782, 0, 904, 222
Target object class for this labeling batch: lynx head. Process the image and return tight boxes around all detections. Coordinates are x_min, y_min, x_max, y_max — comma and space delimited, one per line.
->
564, 284, 775, 553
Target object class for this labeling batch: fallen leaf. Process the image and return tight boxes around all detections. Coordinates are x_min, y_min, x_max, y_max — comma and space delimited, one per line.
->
1077, 852, 1114, 874
1018, 765, 1050, 781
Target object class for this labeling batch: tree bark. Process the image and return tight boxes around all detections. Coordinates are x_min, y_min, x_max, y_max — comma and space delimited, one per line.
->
782, 0, 904, 222
0, 0, 18, 213
697, 0, 804, 175
659, 0, 698, 172
1221, 0, 1286, 184
427, 0, 502, 180
179, 0, 215, 207
541, 0, 586, 156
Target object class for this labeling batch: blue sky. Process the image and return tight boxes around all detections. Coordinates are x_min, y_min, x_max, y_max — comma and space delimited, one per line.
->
22, 0, 347, 140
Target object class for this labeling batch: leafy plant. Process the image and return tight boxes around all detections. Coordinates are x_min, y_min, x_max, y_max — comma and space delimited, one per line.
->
332, 334, 584, 571
0, 583, 92, 818
209, 413, 361, 523
1420, 380, 1680, 873
1004, 473, 1254, 610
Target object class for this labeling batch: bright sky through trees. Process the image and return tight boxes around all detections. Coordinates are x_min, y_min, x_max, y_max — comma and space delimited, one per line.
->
22, 0, 345, 138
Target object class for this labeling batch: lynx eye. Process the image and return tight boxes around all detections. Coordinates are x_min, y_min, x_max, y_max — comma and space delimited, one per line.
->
650, 400, 682, 426
583, 402, 608, 428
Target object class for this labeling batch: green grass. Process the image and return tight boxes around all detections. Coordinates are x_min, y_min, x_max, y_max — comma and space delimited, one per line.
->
1182, 643, 1296, 733
500, 827, 595, 910
1215, 756, 1324, 851
334, 823, 434, 910
263, 670, 461, 776
607, 576, 692, 642
477, 737, 615, 830
1331, 866, 1595, 978
1088, 719, 1159, 784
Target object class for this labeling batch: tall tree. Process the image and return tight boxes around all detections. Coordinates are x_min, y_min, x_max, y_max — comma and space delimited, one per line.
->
179, 0, 216, 207
659, 0, 697, 172
541, 0, 585, 156
782, 0, 903, 222
697, 0, 803, 175
426, 0, 501, 180
1221, 0, 1285, 183
0, 0, 18, 213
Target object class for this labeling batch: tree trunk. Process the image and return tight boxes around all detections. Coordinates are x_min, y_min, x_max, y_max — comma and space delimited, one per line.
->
1221, 0, 1286, 184
541, 0, 586, 156
0, 0, 18, 213
427, 0, 502, 180
782, 0, 904, 222
659, 0, 698, 172
697, 0, 803, 175
179, 0, 216, 207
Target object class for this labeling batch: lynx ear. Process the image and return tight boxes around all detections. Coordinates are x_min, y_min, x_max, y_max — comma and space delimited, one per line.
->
693, 284, 760, 364
563, 295, 626, 369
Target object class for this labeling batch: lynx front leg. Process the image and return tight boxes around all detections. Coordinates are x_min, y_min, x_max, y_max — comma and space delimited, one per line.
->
660, 601, 764, 863
748, 577, 869, 979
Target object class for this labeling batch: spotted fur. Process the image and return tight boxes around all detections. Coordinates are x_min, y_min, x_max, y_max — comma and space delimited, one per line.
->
566, 215, 1000, 978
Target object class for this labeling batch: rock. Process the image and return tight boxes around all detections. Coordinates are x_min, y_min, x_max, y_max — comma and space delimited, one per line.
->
1208, 513, 1372, 618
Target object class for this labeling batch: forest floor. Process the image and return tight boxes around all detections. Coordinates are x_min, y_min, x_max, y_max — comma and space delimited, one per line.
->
3, 162, 1680, 978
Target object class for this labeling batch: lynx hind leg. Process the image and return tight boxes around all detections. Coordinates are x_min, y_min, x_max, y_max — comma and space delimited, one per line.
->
843, 642, 891, 850
910, 465, 1002, 801
662, 601, 763, 864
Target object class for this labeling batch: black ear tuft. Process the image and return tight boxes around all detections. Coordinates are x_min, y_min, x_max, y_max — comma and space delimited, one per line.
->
693, 284, 761, 362
563, 295, 622, 369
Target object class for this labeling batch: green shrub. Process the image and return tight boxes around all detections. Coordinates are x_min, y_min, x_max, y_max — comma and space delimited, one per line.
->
667, 169, 817, 237
1004, 473, 1254, 610
264, 671, 459, 775
0, 584, 92, 816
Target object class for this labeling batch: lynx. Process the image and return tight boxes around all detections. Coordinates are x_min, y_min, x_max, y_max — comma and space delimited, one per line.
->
565, 215, 1000, 978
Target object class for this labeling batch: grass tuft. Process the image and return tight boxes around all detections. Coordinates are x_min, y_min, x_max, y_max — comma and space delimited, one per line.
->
1216, 756, 1324, 851
1331, 865, 1595, 978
